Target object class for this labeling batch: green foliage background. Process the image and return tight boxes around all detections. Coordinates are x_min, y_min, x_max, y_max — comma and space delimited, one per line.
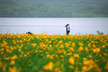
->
0, 0, 108, 17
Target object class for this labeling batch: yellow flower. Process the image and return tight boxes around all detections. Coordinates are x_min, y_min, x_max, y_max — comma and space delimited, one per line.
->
13, 40, 16, 44
3, 41, 8, 46
46, 54, 50, 59
67, 52, 72, 56
18, 49, 21, 52
93, 44, 96, 48
65, 43, 70, 48
82, 66, 88, 72
19, 40, 23, 43
58, 40, 62, 44
72, 42, 76, 47
60, 55, 64, 58
60, 44, 64, 48
43, 61, 53, 71
78, 46, 83, 52
39, 50, 43, 53
24, 54, 27, 57
32, 43, 37, 47
79, 42, 84, 46
74, 54, 79, 58
96, 48, 100, 53
91, 41, 94, 43
102, 45, 105, 48
0, 48, 4, 51
58, 50, 62, 54
83, 60, 94, 66
11, 55, 18, 60
68, 57, 74, 64
9, 67, 20, 72
18, 44, 23, 49
69, 47, 74, 52
103, 53, 107, 56
10, 60, 15, 65
85, 47, 89, 52
49, 55, 54, 60
88, 43, 91, 47
93, 48, 100, 53
40, 42, 46, 48
88, 55, 92, 59
49, 44, 52, 47
10, 46, 13, 50
83, 58, 87, 61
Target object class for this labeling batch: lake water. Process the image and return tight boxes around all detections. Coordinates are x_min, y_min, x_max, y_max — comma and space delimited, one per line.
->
0, 18, 108, 35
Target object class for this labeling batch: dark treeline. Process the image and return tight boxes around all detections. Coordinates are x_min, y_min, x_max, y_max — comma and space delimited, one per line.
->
0, 0, 108, 17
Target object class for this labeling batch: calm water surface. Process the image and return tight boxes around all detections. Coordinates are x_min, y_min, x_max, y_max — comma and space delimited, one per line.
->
0, 18, 108, 35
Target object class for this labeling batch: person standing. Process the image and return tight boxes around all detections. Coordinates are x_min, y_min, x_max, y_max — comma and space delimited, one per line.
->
65, 24, 70, 35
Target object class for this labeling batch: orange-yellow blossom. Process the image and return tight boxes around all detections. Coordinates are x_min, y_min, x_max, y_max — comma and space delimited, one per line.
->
43, 61, 54, 71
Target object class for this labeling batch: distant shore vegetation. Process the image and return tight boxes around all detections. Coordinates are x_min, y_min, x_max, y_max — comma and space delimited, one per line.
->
0, 0, 108, 17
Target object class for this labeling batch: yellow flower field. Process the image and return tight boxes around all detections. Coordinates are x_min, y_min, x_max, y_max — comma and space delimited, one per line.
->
0, 33, 108, 72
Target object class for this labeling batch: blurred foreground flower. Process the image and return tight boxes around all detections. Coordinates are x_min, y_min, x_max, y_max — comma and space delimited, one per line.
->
68, 57, 74, 64
32, 43, 37, 47
10, 60, 15, 65
43, 61, 54, 71
9, 67, 20, 72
